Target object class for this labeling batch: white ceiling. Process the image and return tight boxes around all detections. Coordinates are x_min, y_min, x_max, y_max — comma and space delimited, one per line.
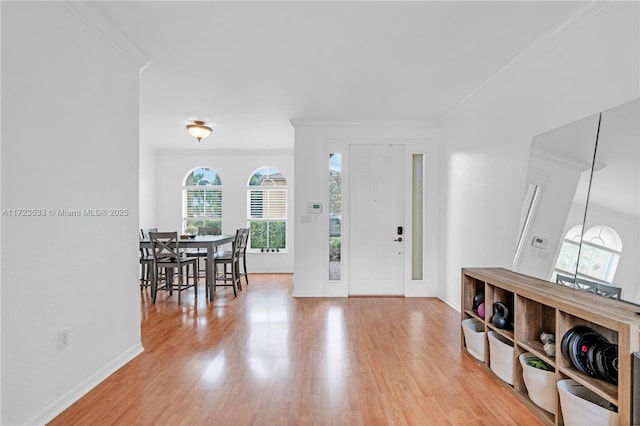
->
90, 1, 585, 150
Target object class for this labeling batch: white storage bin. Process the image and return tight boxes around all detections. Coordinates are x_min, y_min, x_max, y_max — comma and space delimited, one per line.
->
519, 352, 555, 414
488, 330, 514, 385
557, 379, 618, 426
461, 318, 485, 361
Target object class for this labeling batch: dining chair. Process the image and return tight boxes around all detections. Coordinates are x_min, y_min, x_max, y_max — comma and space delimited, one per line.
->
139, 228, 157, 291
556, 274, 576, 288
556, 274, 595, 292
556, 274, 621, 300
213, 228, 246, 296
238, 228, 250, 287
140, 228, 158, 240
149, 231, 198, 304
139, 244, 154, 291
594, 282, 622, 300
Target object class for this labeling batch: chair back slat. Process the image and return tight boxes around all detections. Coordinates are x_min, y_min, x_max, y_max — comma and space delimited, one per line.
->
232, 229, 244, 261
239, 228, 250, 286
149, 231, 182, 262
140, 228, 158, 256
239, 228, 249, 254
595, 283, 622, 300
141, 228, 158, 239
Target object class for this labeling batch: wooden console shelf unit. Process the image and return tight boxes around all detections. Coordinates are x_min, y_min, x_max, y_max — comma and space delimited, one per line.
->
461, 267, 640, 425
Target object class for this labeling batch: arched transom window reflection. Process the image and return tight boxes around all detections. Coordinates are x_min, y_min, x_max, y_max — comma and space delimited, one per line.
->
554, 224, 622, 285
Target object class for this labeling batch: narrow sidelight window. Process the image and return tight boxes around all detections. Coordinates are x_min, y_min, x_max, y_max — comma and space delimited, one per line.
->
329, 153, 342, 280
412, 154, 424, 280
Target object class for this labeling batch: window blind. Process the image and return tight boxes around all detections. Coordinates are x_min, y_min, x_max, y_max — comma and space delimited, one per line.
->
249, 189, 286, 220
186, 188, 222, 219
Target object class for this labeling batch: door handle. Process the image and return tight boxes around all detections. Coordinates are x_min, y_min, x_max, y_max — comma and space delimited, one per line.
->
394, 237, 403, 242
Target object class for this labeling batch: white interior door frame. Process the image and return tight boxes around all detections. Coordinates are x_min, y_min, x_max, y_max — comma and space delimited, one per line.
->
323, 135, 436, 298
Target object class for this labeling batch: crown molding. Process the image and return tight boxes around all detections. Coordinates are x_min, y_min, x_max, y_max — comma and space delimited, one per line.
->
61, 1, 150, 73
531, 146, 601, 172
157, 148, 294, 156
289, 119, 436, 129
441, 1, 611, 122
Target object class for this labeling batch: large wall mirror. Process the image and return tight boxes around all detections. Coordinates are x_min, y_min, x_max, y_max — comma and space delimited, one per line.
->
514, 98, 639, 303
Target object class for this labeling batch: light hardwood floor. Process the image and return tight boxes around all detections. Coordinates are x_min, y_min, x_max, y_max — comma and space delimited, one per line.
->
50, 274, 542, 425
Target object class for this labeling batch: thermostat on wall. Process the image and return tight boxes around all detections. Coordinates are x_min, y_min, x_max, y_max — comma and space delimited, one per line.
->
307, 203, 322, 214
531, 236, 548, 249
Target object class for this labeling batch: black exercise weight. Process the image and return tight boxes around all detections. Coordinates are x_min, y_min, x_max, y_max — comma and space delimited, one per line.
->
473, 290, 484, 309
561, 325, 618, 384
491, 302, 510, 329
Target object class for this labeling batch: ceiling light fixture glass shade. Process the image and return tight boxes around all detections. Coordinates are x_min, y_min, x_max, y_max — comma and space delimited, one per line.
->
186, 120, 212, 142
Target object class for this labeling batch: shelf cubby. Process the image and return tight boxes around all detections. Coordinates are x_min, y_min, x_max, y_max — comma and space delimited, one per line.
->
515, 296, 556, 366
487, 323, 514, 341
461, 267, 640, 426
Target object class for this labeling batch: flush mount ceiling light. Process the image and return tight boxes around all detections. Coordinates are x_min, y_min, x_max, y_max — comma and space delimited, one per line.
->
186, 120, 212, 142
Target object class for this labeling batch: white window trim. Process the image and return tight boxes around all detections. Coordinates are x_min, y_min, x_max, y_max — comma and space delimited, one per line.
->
247, 168, 288, 253
182, 167, 223, 233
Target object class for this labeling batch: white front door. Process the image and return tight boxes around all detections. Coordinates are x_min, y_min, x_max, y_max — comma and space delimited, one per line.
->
349, 144, 404, 295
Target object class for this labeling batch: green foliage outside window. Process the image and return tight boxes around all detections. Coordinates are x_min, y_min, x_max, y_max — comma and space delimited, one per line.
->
186, 219, 222, 233
329, 237, 341, 261
189, 168, 221, 186
329, 169, 342, 217
250, 221, 285, 249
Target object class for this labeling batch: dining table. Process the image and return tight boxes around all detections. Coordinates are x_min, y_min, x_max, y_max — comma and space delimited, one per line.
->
140, 234, 235, 301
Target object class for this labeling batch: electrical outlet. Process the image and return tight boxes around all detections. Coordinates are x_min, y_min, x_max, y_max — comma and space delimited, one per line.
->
57, 328, 70, 350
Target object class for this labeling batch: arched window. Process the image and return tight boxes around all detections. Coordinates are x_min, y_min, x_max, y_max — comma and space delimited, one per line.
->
554, 224, 582, 278
182, 167, 222, 233
576, 225, 622, 283
247, 167, 287, 251
554, 224, 622, 284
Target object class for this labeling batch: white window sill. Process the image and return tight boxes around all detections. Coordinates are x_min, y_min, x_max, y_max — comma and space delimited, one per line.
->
248, 249, 288, 254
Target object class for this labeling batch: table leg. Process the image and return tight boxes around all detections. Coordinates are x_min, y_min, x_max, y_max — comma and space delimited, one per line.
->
207, 249, 214, 301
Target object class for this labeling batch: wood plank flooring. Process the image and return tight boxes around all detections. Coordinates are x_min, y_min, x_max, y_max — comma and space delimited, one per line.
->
50, 274, 542, 425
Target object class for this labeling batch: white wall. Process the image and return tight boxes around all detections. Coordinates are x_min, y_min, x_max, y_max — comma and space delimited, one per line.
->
1, 2, 144, 424
291, 122, 440, 297
139, 144, 157, 230
439, 2, 640, 309
154, 149, 294, 273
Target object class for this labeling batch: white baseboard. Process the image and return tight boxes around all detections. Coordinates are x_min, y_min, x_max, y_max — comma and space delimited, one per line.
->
404, 281, 440, 297
438, 296, 461, 312
27, 343, 144, 426
292, 291, 326, 297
